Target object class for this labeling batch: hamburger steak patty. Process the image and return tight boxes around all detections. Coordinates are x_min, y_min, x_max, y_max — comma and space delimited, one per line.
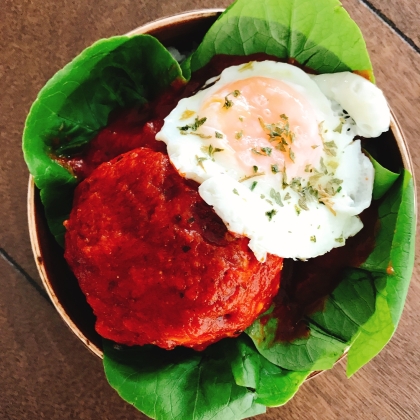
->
64, 148, 283, 350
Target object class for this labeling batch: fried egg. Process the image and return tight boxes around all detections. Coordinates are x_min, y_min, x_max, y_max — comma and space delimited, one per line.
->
156, 61, 390, 261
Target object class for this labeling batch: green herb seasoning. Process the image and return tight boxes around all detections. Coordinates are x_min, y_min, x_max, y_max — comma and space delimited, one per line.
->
180, 110, 196, 120
239, 172, 265, 183
298, 197, 309, 211
239, 61, 254, 72
251, 147, 272, 156
323, 140, 338, 157
276, 142, 287, 152
310, 235, 316, 242
328, 160, 339, 171
178, 116, 207, 132
289, 148, 295, 162
224, 97, 234, 109
322, 178, 343, 196
315, 184, 337, 215
308, 172, 323, 185
185, 132, 211, 139
195, 155, 207, 170
215, 131, 223, 139
333, 117, 346, 133
178, 116, 211, 138
282, 167, 288, 189
270, 188, 283, 207
290, 177, 303, 193
335, 235, 344, 243
201, 144, 224, 161
319, 157, 328, 174
223, 90, 241, 109
250, 181, 258, 191
233, 188, 239, 195
265, 209, 277, 221
258, 115, 296, 159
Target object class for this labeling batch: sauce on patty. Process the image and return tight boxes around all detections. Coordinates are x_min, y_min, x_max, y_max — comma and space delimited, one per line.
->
64, 148, 283, 350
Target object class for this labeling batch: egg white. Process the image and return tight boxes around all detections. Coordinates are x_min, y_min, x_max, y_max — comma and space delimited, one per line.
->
156, 61, 389, 261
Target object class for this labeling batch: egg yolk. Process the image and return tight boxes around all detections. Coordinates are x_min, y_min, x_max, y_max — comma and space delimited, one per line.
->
199, 77, 323, 178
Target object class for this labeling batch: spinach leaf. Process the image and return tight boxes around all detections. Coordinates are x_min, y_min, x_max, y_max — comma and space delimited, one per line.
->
381, 171, 416, 326
346, 273, 394, 376
246, 318, 347, 372
309, 268, 376, 344
347, 171, 415, 375
23, 35, 184, 243
365, 151, 400, 200
184, 0, 373, 80
40, 183, 76, 246
230, 335, 310, 406
361, 171, 414, 282
103, 339, 266, 420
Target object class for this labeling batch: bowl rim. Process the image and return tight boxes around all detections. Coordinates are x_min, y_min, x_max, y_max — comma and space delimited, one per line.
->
27, 8, 417, 367
125, 8, 225, 37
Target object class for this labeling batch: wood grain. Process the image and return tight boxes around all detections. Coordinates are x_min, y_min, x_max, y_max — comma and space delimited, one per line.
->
0, 257, 146, 420
0, 0, 419, 419
366, 0, 420, 47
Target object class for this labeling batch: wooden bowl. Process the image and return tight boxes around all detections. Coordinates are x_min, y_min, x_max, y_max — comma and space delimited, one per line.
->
27, 10, 416, 364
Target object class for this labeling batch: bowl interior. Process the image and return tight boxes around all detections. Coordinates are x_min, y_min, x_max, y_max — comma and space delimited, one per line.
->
28, 10, 414, 359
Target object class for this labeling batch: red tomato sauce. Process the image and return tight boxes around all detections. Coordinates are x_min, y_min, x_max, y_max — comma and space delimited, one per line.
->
64, 148, 283, 350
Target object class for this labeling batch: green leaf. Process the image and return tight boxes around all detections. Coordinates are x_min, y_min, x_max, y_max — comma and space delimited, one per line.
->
346, 273, 394, 376
186, 0, 373, 80
309, 268, 376, 344
23, 35, 184, 242
383, 171, 416, 326
230, 335, 310, 407
365, 151, 400, 199
40, 182, 76, 246
103, 339, 266, 420
246, 317, 347, 371
346, 171, 415, 375
180, 54, 192, 81
361, 171, 414, 280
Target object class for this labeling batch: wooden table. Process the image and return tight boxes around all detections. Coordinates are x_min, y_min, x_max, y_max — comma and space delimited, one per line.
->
1, 0, 419, 418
